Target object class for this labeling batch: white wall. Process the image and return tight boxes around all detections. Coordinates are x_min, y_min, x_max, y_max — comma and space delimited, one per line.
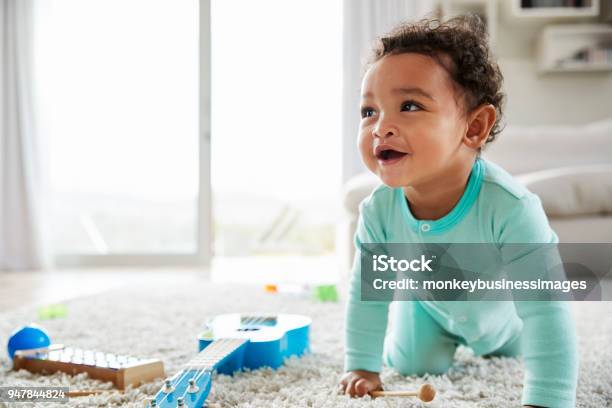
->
500, 57, 612, 126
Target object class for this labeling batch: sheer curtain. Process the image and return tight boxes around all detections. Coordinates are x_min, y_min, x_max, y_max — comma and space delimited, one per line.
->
0, 0, 45, 271
342, 0, 435, 183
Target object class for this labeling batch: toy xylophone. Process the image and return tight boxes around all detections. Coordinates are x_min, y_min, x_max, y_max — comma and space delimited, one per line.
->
13, 344, 165, 389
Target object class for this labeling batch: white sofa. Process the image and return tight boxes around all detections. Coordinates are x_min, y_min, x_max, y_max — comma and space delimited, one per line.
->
340, 119, 612, 272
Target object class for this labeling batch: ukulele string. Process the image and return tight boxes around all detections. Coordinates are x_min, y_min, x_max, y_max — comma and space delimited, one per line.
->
174, 320, 244, 397
156, 331, 233, 405
183, 330, 253, 396
176, 322, 247, 400
180, 338, 239, 400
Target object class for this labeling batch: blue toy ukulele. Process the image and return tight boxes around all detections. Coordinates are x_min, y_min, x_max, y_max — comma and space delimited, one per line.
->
148, 313, 311, 408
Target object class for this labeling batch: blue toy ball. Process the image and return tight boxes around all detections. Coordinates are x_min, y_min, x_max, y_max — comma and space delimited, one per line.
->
7, 324, 51, 360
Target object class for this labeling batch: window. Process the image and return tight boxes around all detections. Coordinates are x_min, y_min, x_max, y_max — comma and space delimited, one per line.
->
32, 0, 341, 266
211, 0, 342, 257
33, 0, 200, 258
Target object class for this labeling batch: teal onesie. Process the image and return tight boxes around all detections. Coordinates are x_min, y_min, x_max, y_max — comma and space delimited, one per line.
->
345, 158, 578, 408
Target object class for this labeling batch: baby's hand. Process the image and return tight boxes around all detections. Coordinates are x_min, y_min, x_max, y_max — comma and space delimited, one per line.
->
339, 370, 383, 398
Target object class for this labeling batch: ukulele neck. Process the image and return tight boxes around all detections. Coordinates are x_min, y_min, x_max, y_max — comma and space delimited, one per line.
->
186, 338, 248, 371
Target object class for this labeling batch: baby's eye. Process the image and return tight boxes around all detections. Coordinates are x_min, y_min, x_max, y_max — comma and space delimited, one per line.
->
361, 107, 375, 119
401, 101, 421, 112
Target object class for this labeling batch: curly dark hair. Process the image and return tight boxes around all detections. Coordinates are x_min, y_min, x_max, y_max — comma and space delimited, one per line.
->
365, 14, 505, 144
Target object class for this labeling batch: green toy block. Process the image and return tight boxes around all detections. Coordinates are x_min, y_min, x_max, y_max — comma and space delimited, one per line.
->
312, 284, 339, 302
37, 304, 68, 320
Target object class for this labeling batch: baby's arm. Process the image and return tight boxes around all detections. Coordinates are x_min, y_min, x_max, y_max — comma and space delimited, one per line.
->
341, 202, 391, 397
514, 301, 578, 408
500, 194, 579, 408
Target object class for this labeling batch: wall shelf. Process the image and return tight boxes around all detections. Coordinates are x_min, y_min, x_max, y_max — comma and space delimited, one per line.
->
441, 0, 612, 74
513, 0, 600, 18
536, 24, 612, 73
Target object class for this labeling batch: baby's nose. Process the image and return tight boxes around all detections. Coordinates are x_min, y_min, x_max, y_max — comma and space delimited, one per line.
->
373, 115, 398, 138
373, 125, 397, 139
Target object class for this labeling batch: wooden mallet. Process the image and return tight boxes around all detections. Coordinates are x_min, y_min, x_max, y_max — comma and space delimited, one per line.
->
370, 383, 436, 402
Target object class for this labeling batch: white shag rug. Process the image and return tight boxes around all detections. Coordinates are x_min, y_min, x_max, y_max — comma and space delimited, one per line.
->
0, 279, 611, 407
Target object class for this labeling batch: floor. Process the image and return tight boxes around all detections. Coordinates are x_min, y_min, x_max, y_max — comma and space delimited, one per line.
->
0, 255, 341, 312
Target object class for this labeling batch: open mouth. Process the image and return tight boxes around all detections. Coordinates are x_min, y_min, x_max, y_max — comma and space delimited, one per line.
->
376, 149, 408, 163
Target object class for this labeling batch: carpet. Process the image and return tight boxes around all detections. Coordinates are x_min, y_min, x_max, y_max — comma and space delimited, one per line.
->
0, 279, 610, 407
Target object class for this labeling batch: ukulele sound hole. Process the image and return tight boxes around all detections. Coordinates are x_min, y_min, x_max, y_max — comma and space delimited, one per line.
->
240, 316, 277, 326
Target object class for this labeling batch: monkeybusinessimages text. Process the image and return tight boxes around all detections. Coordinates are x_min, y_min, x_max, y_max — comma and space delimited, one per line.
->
371, 255, 587, 294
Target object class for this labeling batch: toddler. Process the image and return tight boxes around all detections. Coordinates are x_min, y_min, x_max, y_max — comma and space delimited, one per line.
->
339, 16, 578, 408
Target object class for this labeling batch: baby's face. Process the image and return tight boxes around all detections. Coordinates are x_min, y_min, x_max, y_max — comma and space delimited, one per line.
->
359, 53, 469, 188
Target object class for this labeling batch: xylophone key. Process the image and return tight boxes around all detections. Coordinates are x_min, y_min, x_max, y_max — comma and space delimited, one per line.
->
48, 350, 61, 361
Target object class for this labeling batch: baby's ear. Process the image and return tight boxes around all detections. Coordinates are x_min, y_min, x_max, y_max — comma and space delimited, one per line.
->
464, 104, 496, 149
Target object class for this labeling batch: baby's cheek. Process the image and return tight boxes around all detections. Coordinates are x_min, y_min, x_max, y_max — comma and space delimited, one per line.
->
357, 132, 372, 158
414, 137, 447, 159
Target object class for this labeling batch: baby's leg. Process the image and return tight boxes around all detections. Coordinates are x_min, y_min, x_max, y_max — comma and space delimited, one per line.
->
383, 301, 460, 376
484, 332, 522, 358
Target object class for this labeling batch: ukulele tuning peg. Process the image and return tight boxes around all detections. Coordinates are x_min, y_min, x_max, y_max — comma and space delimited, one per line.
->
187, 377, 199, 393
177, 397, 185, 407
149, 399, 157, 407
163, 378, 174, 393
